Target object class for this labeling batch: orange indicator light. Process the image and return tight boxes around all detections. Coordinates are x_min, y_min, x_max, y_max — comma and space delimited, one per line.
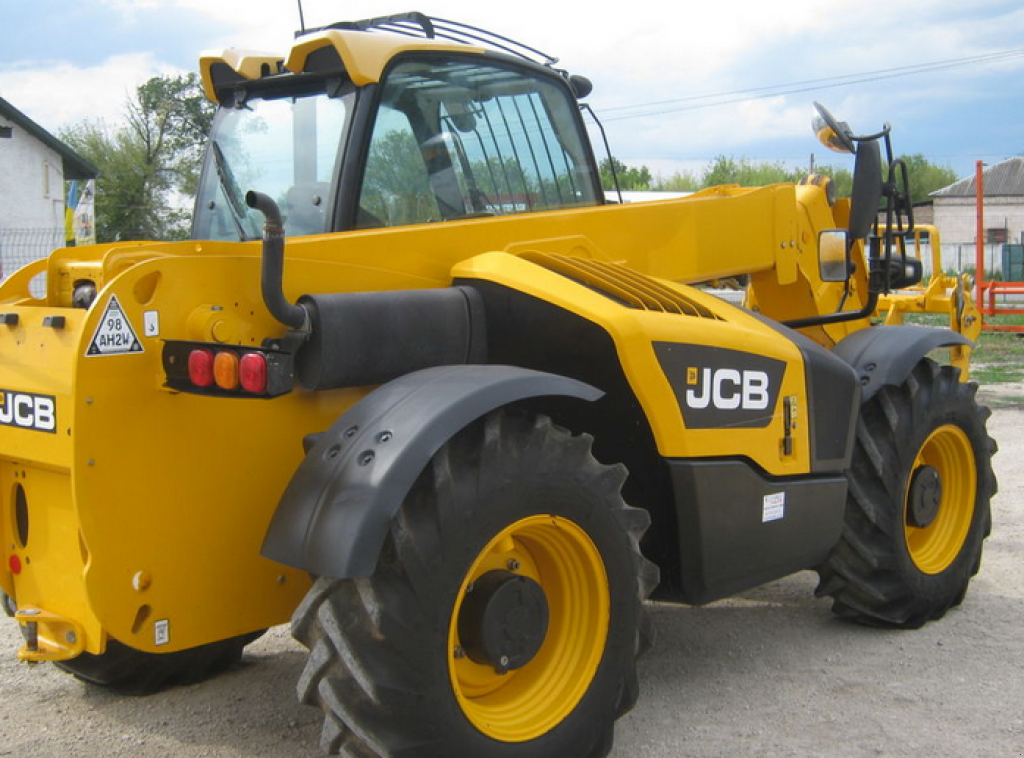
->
214, 351, 240, 390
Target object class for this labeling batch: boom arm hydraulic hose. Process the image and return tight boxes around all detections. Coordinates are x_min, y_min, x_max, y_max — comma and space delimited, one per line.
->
245, 190, 309, 332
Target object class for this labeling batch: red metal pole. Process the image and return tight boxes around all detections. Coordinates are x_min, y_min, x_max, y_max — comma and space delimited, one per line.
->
976, 160, 985, 316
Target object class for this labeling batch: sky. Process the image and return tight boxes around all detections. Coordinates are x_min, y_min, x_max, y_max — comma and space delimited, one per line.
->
1, 0, 1022, 182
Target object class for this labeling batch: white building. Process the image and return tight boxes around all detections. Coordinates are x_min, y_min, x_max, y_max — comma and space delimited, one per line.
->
0, 95, 96, 278
930, 157, 1024, 276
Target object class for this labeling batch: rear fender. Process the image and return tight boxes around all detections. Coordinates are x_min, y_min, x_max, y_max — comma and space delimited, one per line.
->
261, 365, 601, 578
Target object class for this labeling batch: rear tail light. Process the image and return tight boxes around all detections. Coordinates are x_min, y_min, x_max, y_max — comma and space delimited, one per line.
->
165, 341, 294, 398
239, 353, 269, 394
188, 349, 215, 387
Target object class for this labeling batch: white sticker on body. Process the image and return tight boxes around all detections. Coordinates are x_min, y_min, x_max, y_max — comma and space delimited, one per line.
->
763, 492, 785, 523
154, 619, 170, 646
86, 295, 143, 356
143, 310, 160, 337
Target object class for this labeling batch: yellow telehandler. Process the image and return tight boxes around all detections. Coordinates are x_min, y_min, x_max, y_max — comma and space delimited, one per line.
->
0, 13, 994, 757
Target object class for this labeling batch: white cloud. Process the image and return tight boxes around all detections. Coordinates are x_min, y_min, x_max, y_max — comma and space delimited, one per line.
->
3, 0, 1019, 173
0, 53, 184, 133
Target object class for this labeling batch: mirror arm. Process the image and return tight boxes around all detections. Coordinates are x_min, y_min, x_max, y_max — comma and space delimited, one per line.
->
782, 290, 879, 330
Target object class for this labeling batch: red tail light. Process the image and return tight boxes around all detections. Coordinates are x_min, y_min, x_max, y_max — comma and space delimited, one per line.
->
188, 349, 215, 387
239, 352, 268, 394
165, 341, 290, 397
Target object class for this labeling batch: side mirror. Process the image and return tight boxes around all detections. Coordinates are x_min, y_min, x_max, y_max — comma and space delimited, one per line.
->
446, 101, 477, 133
819, 229, 851, 282
812, 102, 856, 154
569, 75, 593, 99
848, 138, 883, 240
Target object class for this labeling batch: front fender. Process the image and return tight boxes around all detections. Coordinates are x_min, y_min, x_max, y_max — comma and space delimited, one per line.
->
261, 365, 602, 578
834, 325, 972, 402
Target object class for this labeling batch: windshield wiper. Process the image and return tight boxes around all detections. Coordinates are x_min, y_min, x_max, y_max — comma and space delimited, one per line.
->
211, 140, 254, 241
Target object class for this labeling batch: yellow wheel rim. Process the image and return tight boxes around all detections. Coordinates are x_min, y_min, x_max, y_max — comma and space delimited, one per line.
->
447, 514, 609, 742
904, 424, 977, 575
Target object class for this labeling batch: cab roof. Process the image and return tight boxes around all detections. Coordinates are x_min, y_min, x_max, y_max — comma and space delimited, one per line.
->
199, 12, 559, 104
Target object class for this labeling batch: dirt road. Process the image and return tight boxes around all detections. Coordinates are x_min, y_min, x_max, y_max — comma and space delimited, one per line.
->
2, 397, 1021, 758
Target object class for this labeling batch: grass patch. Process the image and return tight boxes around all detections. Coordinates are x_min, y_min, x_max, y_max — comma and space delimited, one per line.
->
972, 364, 1024, 384
972, 326, 1024, 392
969, 333, 1024, 385
901, 312, 947, 327
973, 333, 1024, 370
980, 393, 1024, 409
897, 313, 1024, 385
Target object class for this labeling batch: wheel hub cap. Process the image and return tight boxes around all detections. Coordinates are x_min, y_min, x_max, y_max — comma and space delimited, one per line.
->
458, 570, 549, 674
907, 465, 943, 528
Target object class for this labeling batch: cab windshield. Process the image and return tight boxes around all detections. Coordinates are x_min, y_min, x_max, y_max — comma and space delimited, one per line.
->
192, 83, 353, 241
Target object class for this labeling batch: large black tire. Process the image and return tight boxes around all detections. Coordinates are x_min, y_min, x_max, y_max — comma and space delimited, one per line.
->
815, 359, 997, 628
1, 589, 15, 618
3, 591, 261, 693
54, 631, 265, 694
292, 411, 658, 758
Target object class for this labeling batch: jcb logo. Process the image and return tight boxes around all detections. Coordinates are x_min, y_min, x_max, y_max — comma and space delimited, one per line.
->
654, 343, 786, 430
685, 368, 771, 411
0, 390, 57, 433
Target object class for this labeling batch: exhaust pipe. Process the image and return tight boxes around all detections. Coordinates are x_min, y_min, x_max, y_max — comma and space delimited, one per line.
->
245, 191, 309, 332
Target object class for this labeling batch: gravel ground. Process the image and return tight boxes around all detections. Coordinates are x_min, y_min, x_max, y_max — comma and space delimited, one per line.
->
2, 391, 1021, 758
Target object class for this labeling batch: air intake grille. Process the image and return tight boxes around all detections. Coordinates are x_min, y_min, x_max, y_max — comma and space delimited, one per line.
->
521, 252, 723, 319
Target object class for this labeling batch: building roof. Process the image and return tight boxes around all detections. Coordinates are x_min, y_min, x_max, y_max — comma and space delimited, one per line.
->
931, 156, 1024, 199
0, 95, 98, 180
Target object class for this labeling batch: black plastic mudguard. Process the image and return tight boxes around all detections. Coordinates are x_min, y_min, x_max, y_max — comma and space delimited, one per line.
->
833, 325, 972, 401
261, 364, 602, 578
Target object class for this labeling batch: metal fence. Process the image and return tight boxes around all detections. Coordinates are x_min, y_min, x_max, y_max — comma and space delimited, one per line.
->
0, 227, 61, 297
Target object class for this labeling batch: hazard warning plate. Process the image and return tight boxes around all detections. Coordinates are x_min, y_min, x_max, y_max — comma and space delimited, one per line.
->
86, 295, 143, 356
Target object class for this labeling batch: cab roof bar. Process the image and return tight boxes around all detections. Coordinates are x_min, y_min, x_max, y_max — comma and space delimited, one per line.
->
301, 11, 559, 67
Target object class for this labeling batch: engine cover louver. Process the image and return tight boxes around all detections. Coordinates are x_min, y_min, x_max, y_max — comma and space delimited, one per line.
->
520, 252, 723, 319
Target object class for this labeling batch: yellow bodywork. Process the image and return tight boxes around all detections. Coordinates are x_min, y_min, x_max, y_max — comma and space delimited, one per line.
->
874, 225, 980, 377
0, 27, 977, 662
0, 187, 823, 657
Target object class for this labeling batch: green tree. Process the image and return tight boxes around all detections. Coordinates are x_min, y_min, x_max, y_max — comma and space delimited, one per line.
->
700, 155, 803, 187
599, 157, 652, 191
61, 121, 162, 242
360, 129, 438, 224
653, 171, 700, 192
132, 74, 216, 198
62, 73, 215, 242
811, 155, 953, 206
898, 153, 958, 205
812, 165, 854, 199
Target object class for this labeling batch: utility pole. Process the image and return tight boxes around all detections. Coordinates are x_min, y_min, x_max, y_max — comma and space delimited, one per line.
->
975, 160, 985, 315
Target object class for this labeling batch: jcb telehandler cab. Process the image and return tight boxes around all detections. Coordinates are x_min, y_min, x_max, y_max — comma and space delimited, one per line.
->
0, 13, 994, 758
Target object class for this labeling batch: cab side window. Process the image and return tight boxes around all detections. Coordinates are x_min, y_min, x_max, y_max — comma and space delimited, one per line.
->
357, 56, 598, 228
360, 106, 440, 227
